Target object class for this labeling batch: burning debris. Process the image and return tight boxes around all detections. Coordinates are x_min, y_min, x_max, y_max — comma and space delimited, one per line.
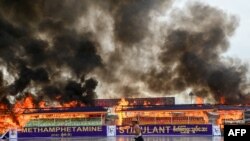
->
0, 0, 249, 116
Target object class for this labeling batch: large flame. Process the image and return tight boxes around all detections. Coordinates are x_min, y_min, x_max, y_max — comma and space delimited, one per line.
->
114, 98, 210, 125
0, 96, 246, 135
115, 98, 129, 125
0, 96, 37, 134
0, 95, 88, 135
217, 110, 243, 125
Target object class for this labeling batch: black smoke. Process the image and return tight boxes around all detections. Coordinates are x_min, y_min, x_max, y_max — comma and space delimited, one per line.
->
0, 0, 249, 106
0, 0, 102, 107
42, 78, 97, 106
142, 3, 248, 104
109, 0, 171, 45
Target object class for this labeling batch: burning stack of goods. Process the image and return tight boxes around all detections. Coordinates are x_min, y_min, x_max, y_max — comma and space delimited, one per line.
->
1, 95, 250, 136
1, 0, 250, 139
115, 97, 247, 127
0, 95, 107, 135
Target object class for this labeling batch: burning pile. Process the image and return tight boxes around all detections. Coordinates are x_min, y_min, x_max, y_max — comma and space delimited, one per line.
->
115, 98, 129, 125
0, 94, 92, 134
0, 96, 34, 134
217, 110, 243, 125
0, 0, 249, 110
0, 0, 250, 134
115, 98, 244, 126
0, 96, 246, 135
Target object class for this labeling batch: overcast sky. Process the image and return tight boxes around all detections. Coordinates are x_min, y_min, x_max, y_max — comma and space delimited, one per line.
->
176, 0, 250, 61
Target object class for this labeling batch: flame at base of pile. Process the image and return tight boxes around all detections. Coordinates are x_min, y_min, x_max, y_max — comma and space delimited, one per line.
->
0, 97, 247, 135
114, 98, 245, 127
0, 95, 91, 134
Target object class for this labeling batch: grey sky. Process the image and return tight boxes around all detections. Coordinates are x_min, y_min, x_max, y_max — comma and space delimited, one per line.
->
176, 0, 250, 61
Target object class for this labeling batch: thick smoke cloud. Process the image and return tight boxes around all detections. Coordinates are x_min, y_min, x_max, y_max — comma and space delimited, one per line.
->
0, 0, 101, 107
142, 3, 248, 104
43, 78, 97, 106
0, 0, 249, 106
110, 0, 170, 45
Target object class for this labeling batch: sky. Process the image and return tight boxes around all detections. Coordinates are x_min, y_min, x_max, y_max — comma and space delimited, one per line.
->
178, 0, 250, 61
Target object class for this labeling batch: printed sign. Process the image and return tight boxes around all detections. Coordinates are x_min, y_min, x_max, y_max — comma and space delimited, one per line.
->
18, 126, 107, 138
15, 124, 212, 138
117, 124, 212, 136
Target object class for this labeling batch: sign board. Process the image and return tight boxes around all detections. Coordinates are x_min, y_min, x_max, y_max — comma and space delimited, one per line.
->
117, 124, 212, 136
15, 124, 212, 138
18, 126, 107, 138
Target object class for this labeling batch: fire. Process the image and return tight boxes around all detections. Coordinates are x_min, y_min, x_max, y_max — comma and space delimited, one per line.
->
62, 101, 78, 107
120, 110, 209, 125
116, 98, 129, 111
196, 97, 204, 104
114, 98, 211, 125
143, 101, 151, 106
0, 95, 247, 135
39, 100, 46, 108
185, 111, 208, 123
13, 96, 35, 114
115, 98, 129, 125
0, 115, 16, 135
0, 95, 87, 135
220, 97, 225, 104
0, 95, 37, 134
0, 103, 7, 109
217, 110, 243, 125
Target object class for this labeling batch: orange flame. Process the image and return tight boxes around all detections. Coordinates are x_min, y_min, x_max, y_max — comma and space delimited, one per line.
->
115, 98, 129, 125
62, 101, 78, 107
196, 97, 204, 104
0, 95, 88, 135
220, 97, 225, 104
0, 104, 7, 110
217, 110, 243, 125
39, 100, 46, 108
13, 96, 35, 114
0, 96, 36, 134
0, 95, 246, 135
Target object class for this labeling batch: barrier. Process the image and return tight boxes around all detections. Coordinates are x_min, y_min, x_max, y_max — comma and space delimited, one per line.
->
3, 124, 214, 138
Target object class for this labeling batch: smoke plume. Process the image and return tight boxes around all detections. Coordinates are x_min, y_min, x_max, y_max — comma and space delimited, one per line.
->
141, 3, 248, 104
0, 0, 101, 107
0, 0, 249, 106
